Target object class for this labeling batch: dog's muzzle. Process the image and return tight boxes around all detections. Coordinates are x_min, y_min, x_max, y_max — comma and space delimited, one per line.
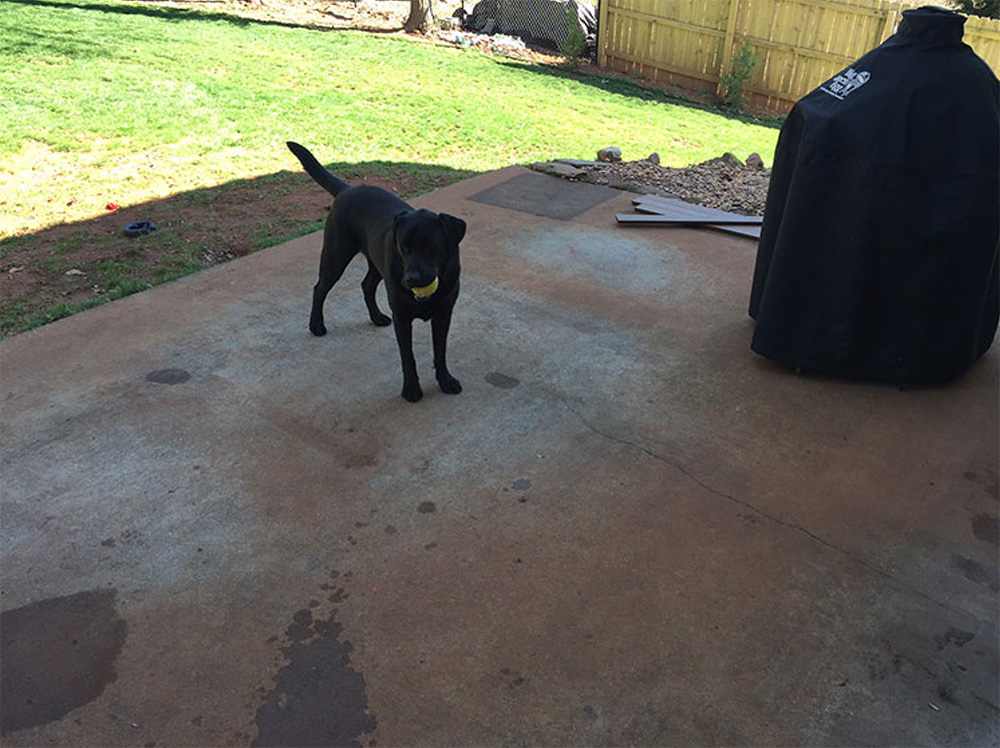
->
411, 277, 439, 300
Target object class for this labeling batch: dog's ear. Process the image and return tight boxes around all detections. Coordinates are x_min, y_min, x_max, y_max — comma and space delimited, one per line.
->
393, 210, 409, 253
439, 213, 467, 245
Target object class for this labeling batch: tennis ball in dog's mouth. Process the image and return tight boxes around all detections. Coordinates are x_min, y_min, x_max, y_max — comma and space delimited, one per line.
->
411, 277, 439, 298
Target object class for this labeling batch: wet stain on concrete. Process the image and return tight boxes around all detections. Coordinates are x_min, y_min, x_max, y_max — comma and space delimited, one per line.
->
326, 589, 350, 605
145, 368, 191, 385
344, 452, 378, 469
417, 501, 437, 514
512, 479, 532, 491
0, 589, 127, 735
971, 513, 999, 546
253, 609, 375, 748
987, 477, 1000, 501
498, 668, 526, 688
964, 469, 1000, 500
863, 640, 904, 681
934, 628, 975, 651
829, 623, 1000, 743
485, 371, 521, 389
285, 609, 314, 642
936, 682, 959, 705
950, 554, 1000, 591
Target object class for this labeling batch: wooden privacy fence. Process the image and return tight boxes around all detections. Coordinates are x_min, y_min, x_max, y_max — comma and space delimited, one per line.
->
596, 0, 1000, 113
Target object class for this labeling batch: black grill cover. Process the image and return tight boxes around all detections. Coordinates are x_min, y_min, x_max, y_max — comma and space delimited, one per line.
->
748, 7, 1000, 387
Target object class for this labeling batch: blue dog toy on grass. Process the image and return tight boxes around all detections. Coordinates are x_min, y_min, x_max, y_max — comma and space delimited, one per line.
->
124, 221, 157, 237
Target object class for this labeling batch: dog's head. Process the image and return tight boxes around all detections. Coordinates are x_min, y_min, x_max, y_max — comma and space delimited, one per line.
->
394, 209, 466, 300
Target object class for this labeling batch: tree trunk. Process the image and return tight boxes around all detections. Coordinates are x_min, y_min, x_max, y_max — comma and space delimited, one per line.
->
404, 0, 435, 33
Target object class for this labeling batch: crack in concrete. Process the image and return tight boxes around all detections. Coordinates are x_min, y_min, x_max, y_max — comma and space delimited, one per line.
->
555, 394, 979, 620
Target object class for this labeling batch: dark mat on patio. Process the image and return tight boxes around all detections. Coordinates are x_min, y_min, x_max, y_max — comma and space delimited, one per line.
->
467, 171, 618, 220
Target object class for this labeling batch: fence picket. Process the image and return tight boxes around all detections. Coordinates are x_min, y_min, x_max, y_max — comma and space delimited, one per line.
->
598, 0, 1000, 113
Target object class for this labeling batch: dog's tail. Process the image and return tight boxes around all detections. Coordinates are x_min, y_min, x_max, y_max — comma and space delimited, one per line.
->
287, 141, 351, 197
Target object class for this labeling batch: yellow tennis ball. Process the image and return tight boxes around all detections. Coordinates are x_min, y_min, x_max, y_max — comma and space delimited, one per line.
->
412, 277, 439, 298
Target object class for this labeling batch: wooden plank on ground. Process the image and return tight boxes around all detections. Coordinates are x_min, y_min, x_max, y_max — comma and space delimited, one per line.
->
618, 214, 763, 226
632, 195, 760, 220
618, 195, 762, 239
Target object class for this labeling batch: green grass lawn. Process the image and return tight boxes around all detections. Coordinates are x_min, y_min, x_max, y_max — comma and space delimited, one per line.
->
0, 0, 781, 335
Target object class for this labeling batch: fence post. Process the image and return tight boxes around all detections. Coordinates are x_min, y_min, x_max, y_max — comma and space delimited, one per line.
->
878, 0, 900, 45
597, 0, 610, 67
717, 0, 741, 95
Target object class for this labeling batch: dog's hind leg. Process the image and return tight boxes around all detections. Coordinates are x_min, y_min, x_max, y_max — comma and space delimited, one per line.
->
309, 234, 355, 337
361, 257, 392, 327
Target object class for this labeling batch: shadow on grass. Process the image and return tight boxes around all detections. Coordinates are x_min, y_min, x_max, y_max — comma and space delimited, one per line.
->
498, 59, 786, 128
4, 0, 405, 34
0, 161, 480, 338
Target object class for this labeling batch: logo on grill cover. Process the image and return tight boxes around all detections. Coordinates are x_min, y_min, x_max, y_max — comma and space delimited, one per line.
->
820, 68, 871, 100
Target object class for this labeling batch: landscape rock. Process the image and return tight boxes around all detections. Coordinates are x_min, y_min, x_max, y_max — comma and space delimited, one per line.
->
441, 30, 528, 56
646, 152, 660, 165
720, 152, 744, 167
746, 152, 764, 169
555, 158, 606, 168
532, 161, 587, 179
597, 147, 622, 163
568, 157, 772, 215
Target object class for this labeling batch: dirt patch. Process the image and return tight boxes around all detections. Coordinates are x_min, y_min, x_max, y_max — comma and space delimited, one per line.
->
142, 0, 573, 64
0, 166, 469, 336
136, 0, 447, 32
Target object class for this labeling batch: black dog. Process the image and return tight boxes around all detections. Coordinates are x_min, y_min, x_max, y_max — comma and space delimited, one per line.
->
287, 141, 466, 403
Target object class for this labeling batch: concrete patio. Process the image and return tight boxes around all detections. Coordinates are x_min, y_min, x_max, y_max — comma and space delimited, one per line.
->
2, 167, 997, 747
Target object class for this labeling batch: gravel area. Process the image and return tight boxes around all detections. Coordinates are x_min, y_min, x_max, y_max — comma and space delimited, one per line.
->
537, 154, 773, 216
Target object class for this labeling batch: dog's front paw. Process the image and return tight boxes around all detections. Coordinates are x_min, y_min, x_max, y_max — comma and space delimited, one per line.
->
371, 312, 392, 327
309, 320, 327, 336
437, 373, 462, 395
401, 382, 424, 402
